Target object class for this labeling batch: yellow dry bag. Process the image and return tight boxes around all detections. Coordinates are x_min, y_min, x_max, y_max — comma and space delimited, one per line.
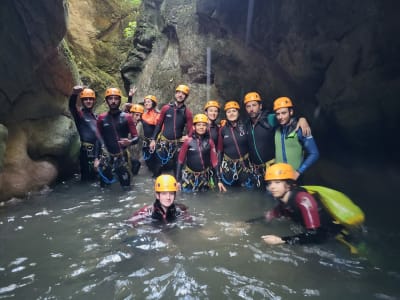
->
303, 185, 365, 227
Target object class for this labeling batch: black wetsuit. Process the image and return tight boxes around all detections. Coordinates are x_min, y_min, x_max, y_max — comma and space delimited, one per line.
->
245, 110, 275, 188
68, 94, 100, 181
208, 121, 219, 146
217, 121, 251, 187
128, 200, 189, 224
97, 110, 138, 187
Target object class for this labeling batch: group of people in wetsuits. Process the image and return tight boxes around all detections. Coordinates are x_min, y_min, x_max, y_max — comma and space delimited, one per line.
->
69, 83, 361, 249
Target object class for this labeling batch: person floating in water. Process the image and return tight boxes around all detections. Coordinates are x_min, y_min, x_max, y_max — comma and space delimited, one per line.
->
128, 174, 190, 224
261, 163, 363, 250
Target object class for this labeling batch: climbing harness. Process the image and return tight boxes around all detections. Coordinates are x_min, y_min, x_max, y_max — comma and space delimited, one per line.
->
181, 166, 212, 192
155, 135, 180, 165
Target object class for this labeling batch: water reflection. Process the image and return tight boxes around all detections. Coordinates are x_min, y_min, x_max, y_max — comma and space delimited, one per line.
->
0, 172, 399, 299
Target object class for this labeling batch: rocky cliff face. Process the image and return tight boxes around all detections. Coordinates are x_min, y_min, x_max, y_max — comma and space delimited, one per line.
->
1, 0, 399, 202
0, 0, 140, 203
0, 0, 78, 202
121, 0, 400, 162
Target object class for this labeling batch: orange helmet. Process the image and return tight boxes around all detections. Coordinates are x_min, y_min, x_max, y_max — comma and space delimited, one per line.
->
80, 88, 95, 99
105, 88, 122, 98
130, 104, 144, 114
273, 97, 293, 111
244, 92, 261, 104
224, 101, 240, 111
264, 163, 296, 181
155, 174, 178, 192
144, 95, 158, 103
204, 100, 221, 110
193, 113, 209, 124
175, 84, 190, 95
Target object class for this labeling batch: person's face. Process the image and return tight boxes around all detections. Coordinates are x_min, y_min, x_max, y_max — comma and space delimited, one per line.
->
144, 98, 153, 110
132, 112, 142, 122
175, 91, 187, 103
81, 98, 95, 109
156, 192, 176, 209
194, 122, 207, 135
205, 107, 219, 121
106, 96, 121, 110
226, 108, 239, 122
245, 101, 262, 119
275, 108, 292, 125
266, 180, 290, 199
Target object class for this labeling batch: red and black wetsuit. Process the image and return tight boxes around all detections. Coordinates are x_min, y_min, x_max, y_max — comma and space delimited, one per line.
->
128, 200, 189, 224
218, 121, 248, 159
151, 102, 193, 140
217, 121, 251, 187
150, 102, 193, 175
266, 187, 342, 244
97, 110, 138, 155
96, 110, 138, 187
176, 133, 221, 191
68, 94, 100, 181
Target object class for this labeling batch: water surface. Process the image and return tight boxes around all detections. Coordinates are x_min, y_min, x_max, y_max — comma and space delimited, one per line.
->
1, 171, 399, 299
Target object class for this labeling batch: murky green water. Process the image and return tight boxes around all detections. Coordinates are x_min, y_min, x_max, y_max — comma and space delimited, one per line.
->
1, 170, 399, 299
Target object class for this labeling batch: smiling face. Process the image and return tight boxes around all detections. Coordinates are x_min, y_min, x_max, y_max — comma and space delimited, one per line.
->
144, 98, 153, 110
226, 108, 239, 122
194, 122, 207, 136
175, 91, 187, 103
205, 106, 219, 122
156, 192, 176, 210
81, 98, 95, 109
132, 112, 142, 123
275, 107, 292, 126
245, 100, 262, 119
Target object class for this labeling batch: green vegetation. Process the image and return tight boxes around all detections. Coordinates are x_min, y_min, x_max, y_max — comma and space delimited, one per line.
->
124, 21, 137, 39
65, 0, 142, 113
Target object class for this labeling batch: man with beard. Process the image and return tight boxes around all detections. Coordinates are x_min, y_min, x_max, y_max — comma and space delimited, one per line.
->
243, 92, 311, 189
149, 84, 193, 177
95, 88, 138, 189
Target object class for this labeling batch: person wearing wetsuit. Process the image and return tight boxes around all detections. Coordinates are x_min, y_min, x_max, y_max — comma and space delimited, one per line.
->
204, 100, 221, 146
129, 103, 145, 175
243, 92, 276, 188
217, 101, 252, 188
69, 86, 101, 181
149, 84, 193, 176
141, 95, 160, 176
176, 114, 226, 192
273, 97, 319, 181
96, 87, 138, 189
261, 163, 344, 245
128, 175, 190, 225
244, 92, 311, 188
